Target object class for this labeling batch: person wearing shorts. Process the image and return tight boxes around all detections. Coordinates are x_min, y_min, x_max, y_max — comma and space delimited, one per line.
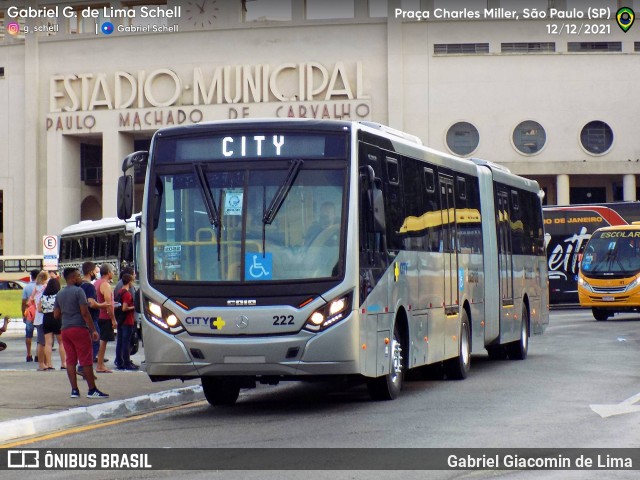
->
95, 264, 117, 373
42, 278, 66, 370
54, 267, 108, 399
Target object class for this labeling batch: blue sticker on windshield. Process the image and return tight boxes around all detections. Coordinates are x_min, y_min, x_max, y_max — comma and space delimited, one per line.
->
246, 253, 273, 281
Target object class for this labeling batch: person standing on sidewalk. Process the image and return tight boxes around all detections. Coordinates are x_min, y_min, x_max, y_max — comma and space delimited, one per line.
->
33, 271, 49, 371
54, 267, 108, 399
95, 263, 117, 373
78, 262, 109, 377
114, 274, 138, 371
41, 278, 66, 370
21, 269, 39, 362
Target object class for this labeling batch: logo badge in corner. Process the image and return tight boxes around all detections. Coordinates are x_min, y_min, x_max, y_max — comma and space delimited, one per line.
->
236, 315, 249, 329
8, 450, 40, 468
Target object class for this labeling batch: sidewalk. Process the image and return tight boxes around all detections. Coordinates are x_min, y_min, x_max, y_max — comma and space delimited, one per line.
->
0, 320, 203, 444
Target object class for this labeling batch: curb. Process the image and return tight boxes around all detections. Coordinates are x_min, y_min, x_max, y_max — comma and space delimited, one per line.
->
0, 385, 204, 445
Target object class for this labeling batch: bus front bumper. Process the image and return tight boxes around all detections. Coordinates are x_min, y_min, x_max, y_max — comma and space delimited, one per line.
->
142, 315, 361, 379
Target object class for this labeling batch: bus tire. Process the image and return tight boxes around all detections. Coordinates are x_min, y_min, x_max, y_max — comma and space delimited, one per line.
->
202, 377, 241, 406
444, 310, 471, 380
592, 308, 610, 322
506, 307, 529, 360
366, 322, 404, 400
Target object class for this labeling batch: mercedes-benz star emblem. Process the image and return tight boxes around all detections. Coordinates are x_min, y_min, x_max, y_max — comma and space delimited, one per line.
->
237, 315, 249, 329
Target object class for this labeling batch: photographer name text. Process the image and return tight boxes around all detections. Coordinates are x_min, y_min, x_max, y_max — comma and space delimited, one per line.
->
6, 5, 180, 20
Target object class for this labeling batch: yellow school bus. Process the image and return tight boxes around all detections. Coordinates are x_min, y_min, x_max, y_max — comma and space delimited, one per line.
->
578, 224, 640, 321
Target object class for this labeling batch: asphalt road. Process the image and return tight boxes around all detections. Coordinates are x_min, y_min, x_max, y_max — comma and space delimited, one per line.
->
10, 309, 640, 479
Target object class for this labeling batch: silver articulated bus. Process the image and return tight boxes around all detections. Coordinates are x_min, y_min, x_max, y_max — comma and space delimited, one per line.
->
116, 119, 549, 405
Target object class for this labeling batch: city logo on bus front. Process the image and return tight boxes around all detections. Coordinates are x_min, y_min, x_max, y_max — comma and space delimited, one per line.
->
184, 316, 225, 330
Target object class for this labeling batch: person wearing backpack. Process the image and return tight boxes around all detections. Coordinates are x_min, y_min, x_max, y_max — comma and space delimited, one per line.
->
114, 274, 138, 371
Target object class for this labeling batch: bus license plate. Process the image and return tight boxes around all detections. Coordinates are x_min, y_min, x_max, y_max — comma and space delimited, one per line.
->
602, 296, 615, 302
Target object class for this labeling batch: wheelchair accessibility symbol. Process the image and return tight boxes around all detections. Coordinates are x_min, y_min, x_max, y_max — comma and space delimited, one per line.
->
245, 253, 273, 281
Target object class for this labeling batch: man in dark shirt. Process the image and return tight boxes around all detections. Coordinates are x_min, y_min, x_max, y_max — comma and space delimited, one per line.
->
54, 267, 108, 399
115, 274, 138, 371
79, 262, 105, 377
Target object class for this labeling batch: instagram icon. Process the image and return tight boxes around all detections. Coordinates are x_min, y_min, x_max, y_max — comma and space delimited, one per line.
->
6, 22, 20, 36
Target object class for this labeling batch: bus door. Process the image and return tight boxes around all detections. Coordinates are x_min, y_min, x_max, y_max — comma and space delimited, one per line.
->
496, 189, 514, 305
439, 176, 459, 316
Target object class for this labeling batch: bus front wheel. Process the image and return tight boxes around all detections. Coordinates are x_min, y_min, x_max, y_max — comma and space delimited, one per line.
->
592, 308, 610, 322
202, 377, 241, 406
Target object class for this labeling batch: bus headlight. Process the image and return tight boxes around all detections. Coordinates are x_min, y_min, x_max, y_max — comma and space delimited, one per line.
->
304, 291, 353, 332
578, 277, 592, 293
145, 298, 185, 334
625, 278, 639, 292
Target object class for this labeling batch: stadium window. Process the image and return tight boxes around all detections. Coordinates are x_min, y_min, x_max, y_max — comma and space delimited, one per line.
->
434, 43, 489, 55
567, 42, 622, 53
243, 0, 292, 22
501, 43, 555, 53
306, 0, 354, 19
512, 120, 547, 155
446, 122, 480, 156
67, 4, 110, 34
369, 0, 387, 17
499, 0, 547, 12
580, 121, 614, 155
401, 0, 420, 10
433, 0, 485, 9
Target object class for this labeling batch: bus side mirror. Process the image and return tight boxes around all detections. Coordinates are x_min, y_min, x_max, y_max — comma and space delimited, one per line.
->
134, 289, 141, 313
117, 175, 133, 220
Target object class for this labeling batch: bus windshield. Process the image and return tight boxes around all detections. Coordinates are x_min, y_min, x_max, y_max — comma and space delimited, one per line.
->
581, 230, 640, 275
152, 162, 346, 283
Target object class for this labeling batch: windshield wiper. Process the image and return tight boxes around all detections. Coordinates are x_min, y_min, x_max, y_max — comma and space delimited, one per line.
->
262, 159, 303, 225
260, 159, 303, 256
193, 164, 220, 229
193, 164, 222, 261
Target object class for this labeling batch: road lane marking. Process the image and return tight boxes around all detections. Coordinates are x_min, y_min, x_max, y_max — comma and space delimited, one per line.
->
2, 400, 208, 448
591, 392, 640, 418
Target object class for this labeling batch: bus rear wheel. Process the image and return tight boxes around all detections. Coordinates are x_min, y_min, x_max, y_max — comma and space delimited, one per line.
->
592, 308, 610, 322
367, 323, 404, 400
506, 306, 529, 360
444, 310, 471, 380
202, 377, 241, 406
